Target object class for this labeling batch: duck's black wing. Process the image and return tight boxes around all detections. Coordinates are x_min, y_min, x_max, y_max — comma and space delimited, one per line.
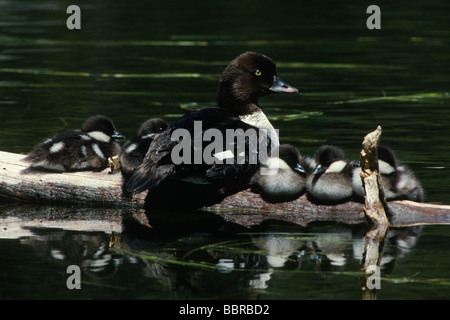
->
124, 107, 273, 207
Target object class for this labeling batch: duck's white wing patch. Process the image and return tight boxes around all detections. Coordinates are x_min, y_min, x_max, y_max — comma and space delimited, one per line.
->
49, 141, 64, 153
125, 143, 138, 154
91, 143, 105, 159
80, 134, 91, 140
213, 150, 234, 161
81, 145, 88, 157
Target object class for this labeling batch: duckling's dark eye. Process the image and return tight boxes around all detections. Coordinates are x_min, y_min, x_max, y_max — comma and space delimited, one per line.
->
254, 69, 262, 76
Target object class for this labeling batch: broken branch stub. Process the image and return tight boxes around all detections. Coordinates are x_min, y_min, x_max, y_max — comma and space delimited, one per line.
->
359, 126, 389, 299
360, 126, 389, 228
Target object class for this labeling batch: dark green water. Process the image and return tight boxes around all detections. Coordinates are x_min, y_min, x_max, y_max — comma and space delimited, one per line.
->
0, 0, 449, 300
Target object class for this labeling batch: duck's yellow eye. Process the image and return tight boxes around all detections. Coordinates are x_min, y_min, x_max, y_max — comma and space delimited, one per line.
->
254, 69, 262, 76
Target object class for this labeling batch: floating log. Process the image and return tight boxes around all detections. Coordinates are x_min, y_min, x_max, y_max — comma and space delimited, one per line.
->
0, 151, 145, 208
208, 190, 450, 227
1, 150, 450, 228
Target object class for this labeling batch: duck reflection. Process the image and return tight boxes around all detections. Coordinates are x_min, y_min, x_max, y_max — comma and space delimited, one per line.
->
1, 206, 422, 299
19, 229, 123, 279
250, 222, 421, 277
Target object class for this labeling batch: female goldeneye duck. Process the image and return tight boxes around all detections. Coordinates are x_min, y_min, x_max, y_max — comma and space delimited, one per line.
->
125, 52, 299, 209
24, 115, 124, 172
250, 144, 315, 203
119, 118, 168, 196
306, 145, 356, 204
352, 145, 424, 202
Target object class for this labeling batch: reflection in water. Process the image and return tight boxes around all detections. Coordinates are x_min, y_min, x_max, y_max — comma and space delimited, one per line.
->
20, 229, 121, 279
0, 207, 422, 299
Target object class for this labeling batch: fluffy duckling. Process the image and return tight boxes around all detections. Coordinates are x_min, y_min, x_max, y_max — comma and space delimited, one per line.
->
119, 118, 168, 197
250, 144, 315, 203
24, 115, 124, 172
119, 118, 169, 179
352, 145, 424, 202
306, 145, 356, 204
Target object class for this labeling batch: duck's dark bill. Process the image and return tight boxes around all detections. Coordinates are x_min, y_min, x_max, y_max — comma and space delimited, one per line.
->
269, 76, 299, 94
313, 164, 325, 175
294, 163, 307, 175
112, 130, 125, 140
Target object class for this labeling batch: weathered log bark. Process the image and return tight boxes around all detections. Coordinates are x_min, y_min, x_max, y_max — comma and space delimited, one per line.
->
0, 150, 145, 208
358, 126, 387, 300
360, 126, 389, 229
1, 150, 450, 228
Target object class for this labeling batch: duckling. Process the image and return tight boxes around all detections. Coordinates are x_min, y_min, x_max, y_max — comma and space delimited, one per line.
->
119, 118, 169, 179
352, 145, 424, 202
306, 145, 356, 204
119, 118, 168, 197
125, 52, 299, 209
23, 115, 124, 172
250, 144, 314, 203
